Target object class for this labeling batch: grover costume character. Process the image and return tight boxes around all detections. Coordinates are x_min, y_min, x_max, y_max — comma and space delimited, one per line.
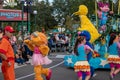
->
24, 31, 52, 80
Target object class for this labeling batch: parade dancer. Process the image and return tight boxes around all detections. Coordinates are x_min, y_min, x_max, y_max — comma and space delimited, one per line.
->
74, 36, 94, 80
0, 26, 15, 80
24, 31, 52, 80
107, 33, 120, 80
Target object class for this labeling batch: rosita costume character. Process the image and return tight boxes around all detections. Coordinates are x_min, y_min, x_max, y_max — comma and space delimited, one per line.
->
24, 31, 52, 80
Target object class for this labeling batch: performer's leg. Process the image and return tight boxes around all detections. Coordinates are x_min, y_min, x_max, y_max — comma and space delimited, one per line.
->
82, 72, 85, 80
77, 71, 82, 80
90, 66, 95, 77
1, 61, 15, 80
80, 67, 93, 80
41, 67, 52, 80
113, 64, 120, 75
85, 72, 91, 80
109, 63, 115, 78
34, 65, 43, 80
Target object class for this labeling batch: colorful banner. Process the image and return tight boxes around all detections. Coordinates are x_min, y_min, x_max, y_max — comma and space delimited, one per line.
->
0, 9, 27, 21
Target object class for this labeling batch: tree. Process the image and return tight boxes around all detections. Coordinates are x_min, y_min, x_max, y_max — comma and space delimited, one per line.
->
30, 0, 57, 31
52, 0, 95, 31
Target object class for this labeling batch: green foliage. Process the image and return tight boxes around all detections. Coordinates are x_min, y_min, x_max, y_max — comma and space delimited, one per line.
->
30, 0, 58, 31
52, 0, 95, 31
2, 0, 119, 33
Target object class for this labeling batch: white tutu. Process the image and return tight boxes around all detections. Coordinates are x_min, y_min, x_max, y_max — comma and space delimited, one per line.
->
107, 55, 120, 64
74, 61, 90, 72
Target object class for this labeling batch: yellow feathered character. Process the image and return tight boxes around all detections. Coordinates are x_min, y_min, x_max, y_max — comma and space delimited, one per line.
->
74, 5, 101, 43
24, 31, 52, 80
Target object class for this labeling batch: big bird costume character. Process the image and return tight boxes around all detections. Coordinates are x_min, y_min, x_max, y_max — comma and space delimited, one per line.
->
74, 5, 101, 43
24, 31, 52, 80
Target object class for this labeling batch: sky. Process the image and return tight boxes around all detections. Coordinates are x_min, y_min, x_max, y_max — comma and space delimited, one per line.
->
39, 0, 53, 2
5, 0, 53, 3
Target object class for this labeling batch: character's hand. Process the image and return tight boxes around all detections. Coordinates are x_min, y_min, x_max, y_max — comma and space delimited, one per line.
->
93, 51, 100, 58
92, 53, 96, 58
42, 54, 47, 57
8, 62, 11, 67
104, 53, 109, 58
24, 40, 30, 44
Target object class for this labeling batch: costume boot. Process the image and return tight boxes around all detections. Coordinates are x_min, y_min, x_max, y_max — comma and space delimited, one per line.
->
46, 69, 52, 80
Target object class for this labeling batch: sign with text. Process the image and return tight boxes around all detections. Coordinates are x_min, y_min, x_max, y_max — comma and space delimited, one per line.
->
0, 9, 27, 21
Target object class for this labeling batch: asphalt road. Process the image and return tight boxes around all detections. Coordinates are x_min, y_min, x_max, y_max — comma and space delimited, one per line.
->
0, 53, 120, 80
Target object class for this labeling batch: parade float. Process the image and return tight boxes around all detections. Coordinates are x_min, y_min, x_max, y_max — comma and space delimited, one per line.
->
64, 0, 120, 75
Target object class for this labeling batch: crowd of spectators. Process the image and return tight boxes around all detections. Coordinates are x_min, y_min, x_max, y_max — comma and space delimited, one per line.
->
0, 30, 33, 66
0, 28, 73, 66
48, 32, 72, 53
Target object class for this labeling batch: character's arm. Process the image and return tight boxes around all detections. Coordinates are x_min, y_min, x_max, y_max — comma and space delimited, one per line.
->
0, 53, 7, 60
85, 45, 94, 54
117, 42, 120, 50
39, 45, 50, 56
85, 45, 97, 57
24, 40, 34, 51
89, 48, 99, 58
0, 53, 12, 67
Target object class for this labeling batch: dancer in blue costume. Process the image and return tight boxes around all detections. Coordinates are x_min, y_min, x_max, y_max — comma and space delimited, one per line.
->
107, 33, 120, 80
79, 31, 95, 80
74, 36, 94, 80
64, 30, 95, 80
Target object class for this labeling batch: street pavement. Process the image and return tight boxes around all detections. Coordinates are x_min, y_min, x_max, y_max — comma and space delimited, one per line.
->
0, 52, 120, 80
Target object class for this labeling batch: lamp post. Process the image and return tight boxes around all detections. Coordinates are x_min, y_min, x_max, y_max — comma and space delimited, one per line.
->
33, 10, 37, 30
24, 1, 29, 32
23, 0, 33, 33
20, 0, 25, 33
60, 18, 65, 33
